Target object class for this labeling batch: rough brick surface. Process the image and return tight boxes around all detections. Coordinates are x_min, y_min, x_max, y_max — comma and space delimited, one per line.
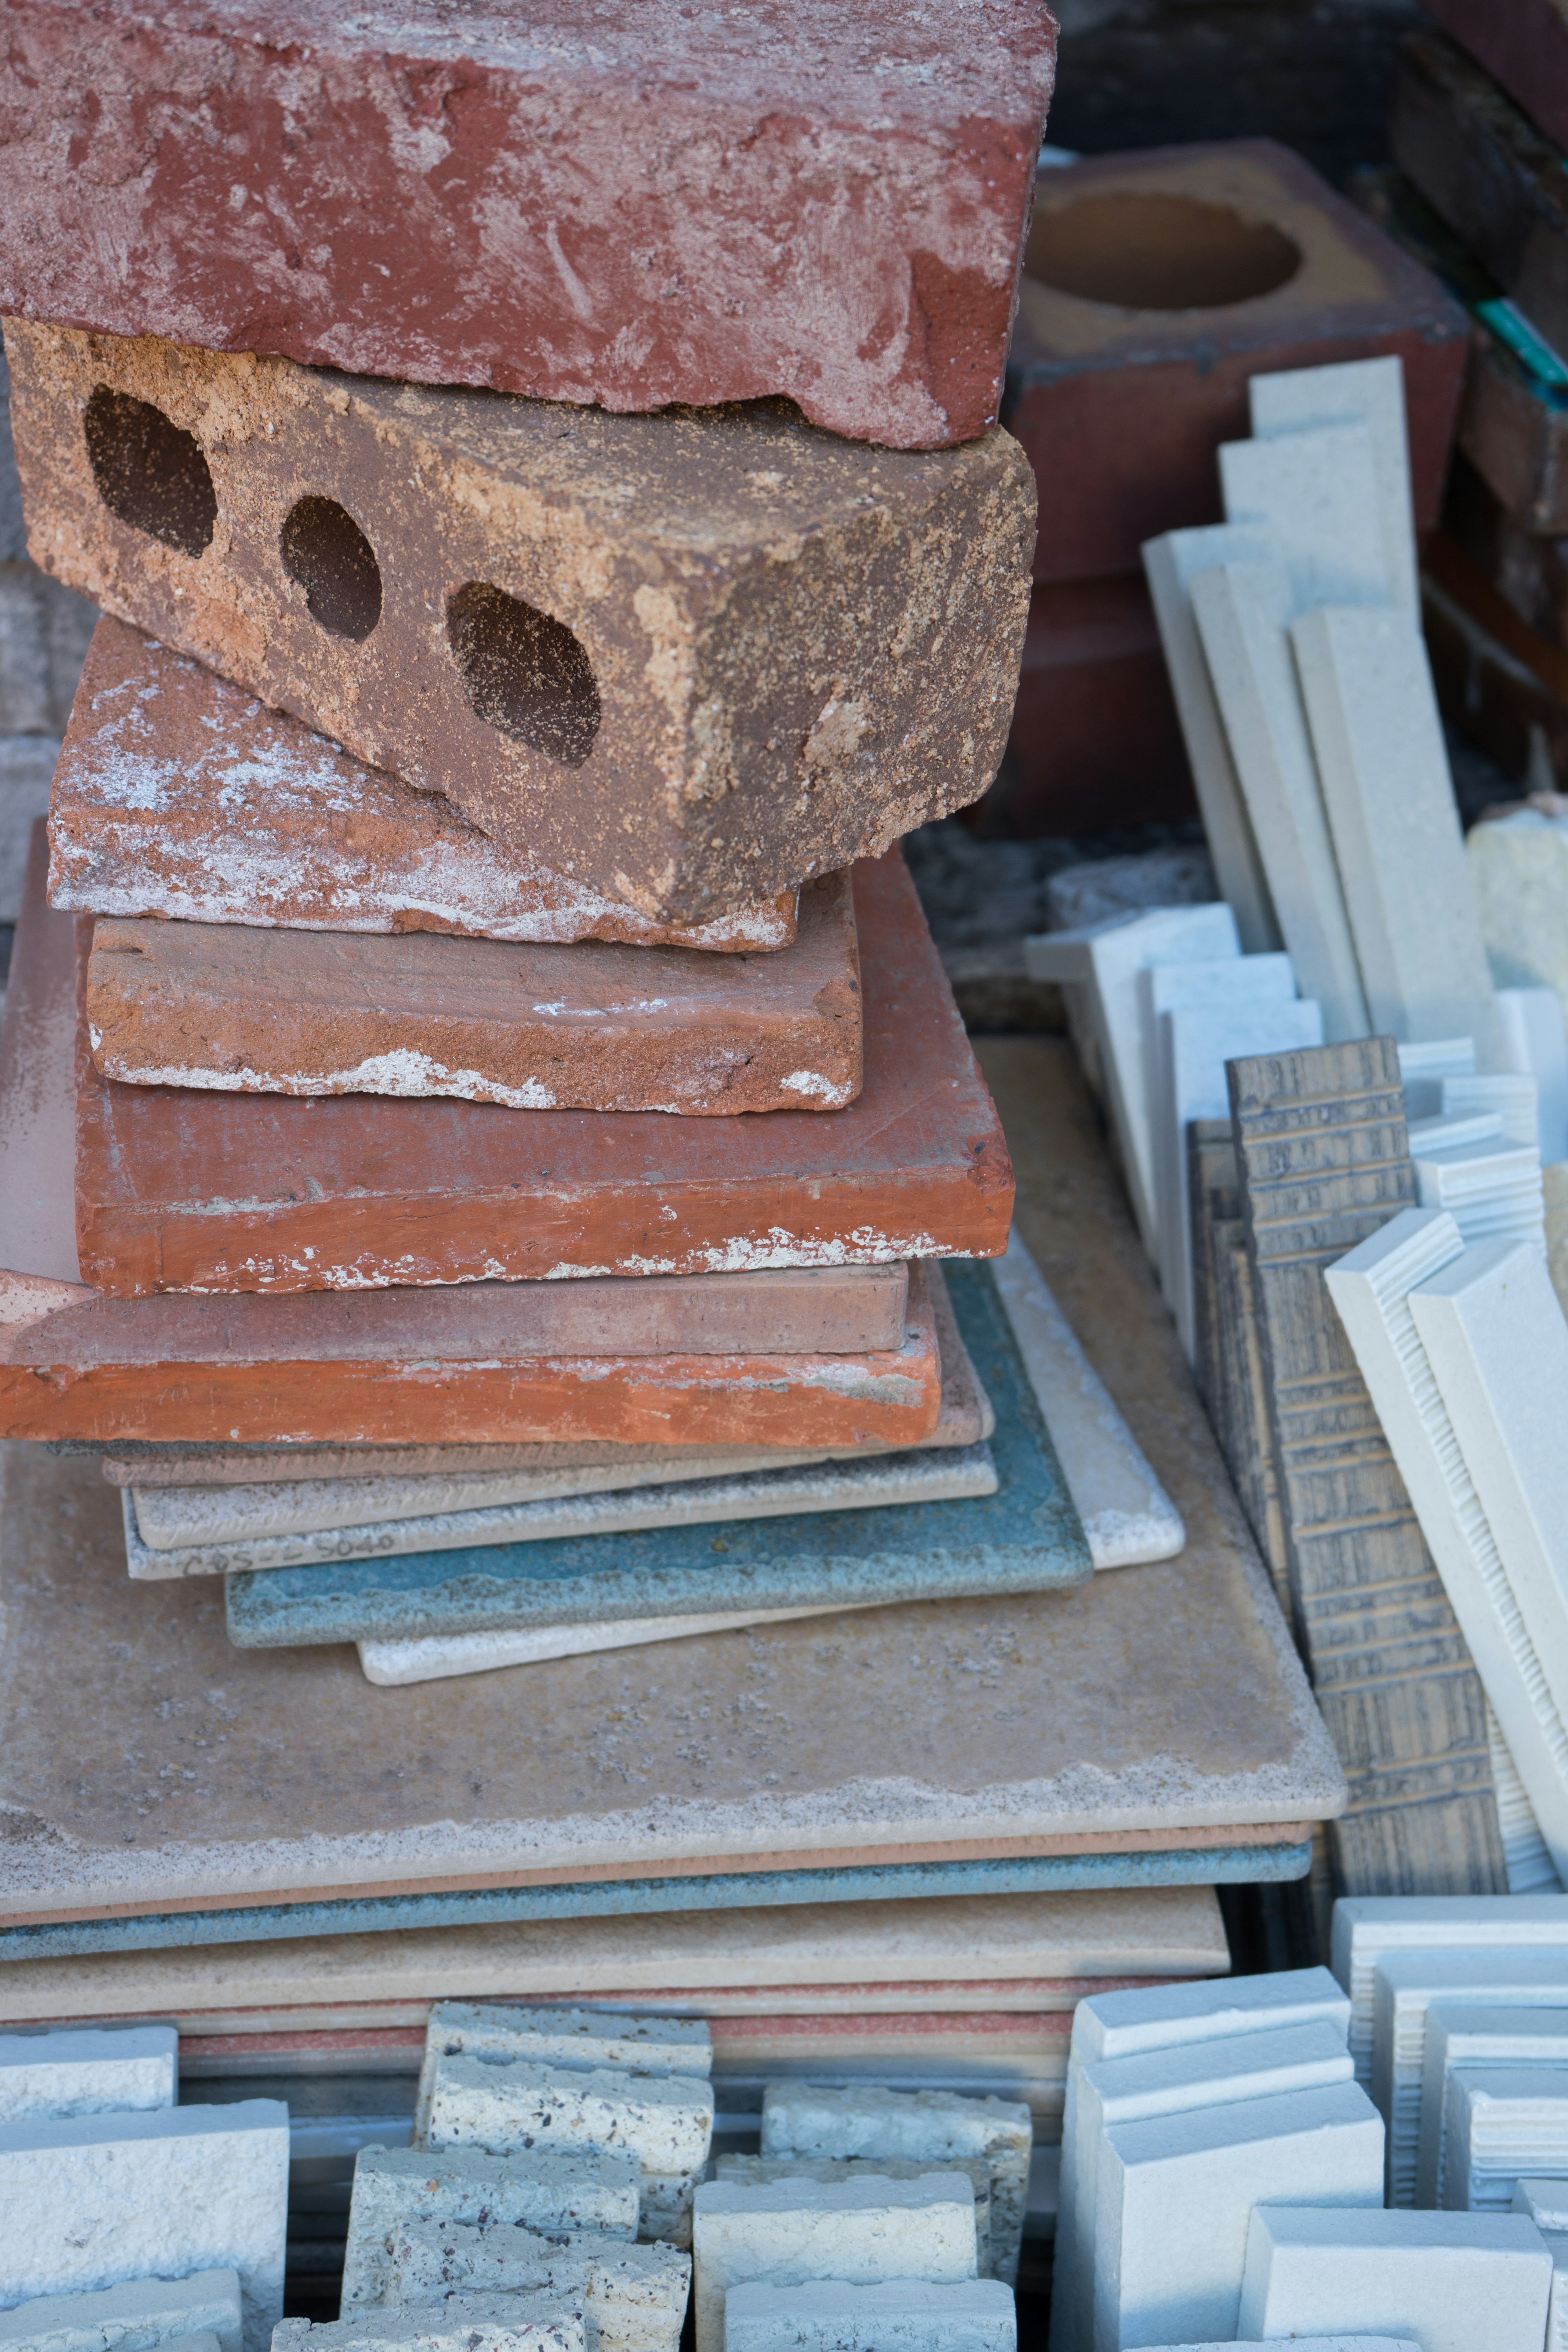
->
0, 3, 1056, 451
82, 870, 862, 1114
65, 855, 1013, 1296
49, 623, 794, 953
6, 321, 1034, 923
1423, 0, 1568, 154
376, 2220, 690, 2352
1008, 139, 1467, 582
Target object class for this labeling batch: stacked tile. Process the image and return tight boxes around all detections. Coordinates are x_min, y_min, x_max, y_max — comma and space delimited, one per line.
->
0, 2025, 284, 2352
0, 1, 1082, 1688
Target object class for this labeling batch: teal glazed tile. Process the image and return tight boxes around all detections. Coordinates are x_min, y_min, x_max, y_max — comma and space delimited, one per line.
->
224, 1261, 1094, 1649
0, 1843, 1312, 1964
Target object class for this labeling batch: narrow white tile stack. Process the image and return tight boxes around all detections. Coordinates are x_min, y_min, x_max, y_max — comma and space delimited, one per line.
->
410, 2004, 715, 2248
1439, 2067, 1568, 2211
1046, 1966, 1369, 2352
1416, 2005, 1568, 2205
0, 2026, 287, 2352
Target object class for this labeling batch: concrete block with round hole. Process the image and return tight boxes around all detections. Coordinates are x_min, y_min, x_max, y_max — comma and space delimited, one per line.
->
0, 319, 1034, 927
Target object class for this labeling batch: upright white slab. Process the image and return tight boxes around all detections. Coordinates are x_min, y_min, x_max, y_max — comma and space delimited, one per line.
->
1248, 354, 1420, 610
1049, 1968, 1349, 2352
1441, 2065, 1568, 2212
413, 2004, 711, 2142
1413, 1238, 1568, 1715
341, 2145, 641, 2308
1158, 991, 1324, 1358
720, 2278, 1015, 2352
988, 1232, 1183, 1570
1518, 2180, 1568, 2231
1024, 904, 1241, 1255
690, 2176, 979, 2352
0, 2027, 176, 2121
1401, 1036, 1477, 1122
0, 2102, 287, 2352
1546, 2227, 1568, 2352
1219, 418, 1395, 608
1372, 1951, 1568, 2205
1190, 561, 1368, 1041
1237, 2206, 1553, 2352
1331, 1896, 1568, 2085
1443, 1075, 1542, 1149
1137, 951, 1295, 1297
1092, 2079, 1383, 2352
1418, 2005, 1568, 2207
1141, 525, 1283, 954
1060, 2021, 1351, 2352
0, 2272, 241, 2352
1293, 604, 1501, 1058
1495, 988, 1568, 1164
1323, 1209, 1568, 1894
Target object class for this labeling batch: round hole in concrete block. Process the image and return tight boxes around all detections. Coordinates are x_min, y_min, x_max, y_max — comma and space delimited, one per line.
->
281, 496, 384, 641
1025, 192, 1302, 310
446, 582, 601, 768
83, 385, 217, 558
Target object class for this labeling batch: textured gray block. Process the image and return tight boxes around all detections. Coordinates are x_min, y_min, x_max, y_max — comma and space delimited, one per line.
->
272, 2306, 584, 2352
0, 2025, 176, 2120
0, 2271, 239, 2352
721, 2279, 1014, 2352
342, 2146, 639, 2310
690, 2177, 978, 2352
413, 2005, 711, 2145
0, 2103, 287, 2352
714, 2158, 991, 2280
758, 2084, 1030, 2286
375, 2219, 688, 2352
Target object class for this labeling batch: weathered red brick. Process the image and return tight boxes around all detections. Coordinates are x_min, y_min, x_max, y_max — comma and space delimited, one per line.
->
73, 851, 1013, 1296
83, 870, 862, 1116
52, 620, 798, 954
9, 321, 1035, 922
1009, 140, 1469, 583
0, 0, 1056, 452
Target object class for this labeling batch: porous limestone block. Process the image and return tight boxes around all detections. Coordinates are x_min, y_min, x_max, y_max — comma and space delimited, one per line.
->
1371, 1949, 1568, 2207
1219, 419, 1401, 610
1248, 354, 1420, 611
1516, 2180, 1568, 2232
161, 2337, 218, 2352
1092, 2080, 1384, 2352
1417, 2006, 1568, 2208
716, 2152, 993, 2279
1293, 604, 1501, 1058
1189, 560, 1368, 1044
1062, 2020, 1353, 2352
1440, 2066, 1568, 2212
1156, 990, 1324, 1360
1050, 1967, 1351, 2352
721, 2278, 1015, 2352
0, 2101, 287, 2352
1140, 525, 1282, 957
341, 2146, 640, 2310
375, 2218, 690, 2352
690, 2176, 978, 2352
271, 2304, 584, 2352
0, 2270, 240, 2352
423, 2056, 713, 2248
414, 2008, 711, 2145
1236, 2205, 1554, 2352
758, 2085, 1028, 2287
4, 319, 1036, 924
0, 2025, 176, 2119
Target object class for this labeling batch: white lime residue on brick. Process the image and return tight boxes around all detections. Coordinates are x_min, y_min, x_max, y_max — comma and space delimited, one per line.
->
413, 2005, 712, 2141
342, 2145, 640, 2308
0, 2027, 177, 2121
715, 2155, 993, 2279
376, 2217, 689, 2352
0, 2103, 287, 2352
0, 2270, 240, 2352
722, 2278, 1015, 2352
759, 2083, 1031, 2285
690, 2174, 978, 2352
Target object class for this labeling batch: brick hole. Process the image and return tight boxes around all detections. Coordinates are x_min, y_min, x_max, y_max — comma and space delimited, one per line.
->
281, 495, 383, 641
83, 385, 217, 558
1025, 192, 1301, 310
446, 581, 601, 768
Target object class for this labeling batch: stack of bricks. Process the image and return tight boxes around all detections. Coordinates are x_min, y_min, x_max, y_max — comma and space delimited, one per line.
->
0, 3, 1066, 1677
